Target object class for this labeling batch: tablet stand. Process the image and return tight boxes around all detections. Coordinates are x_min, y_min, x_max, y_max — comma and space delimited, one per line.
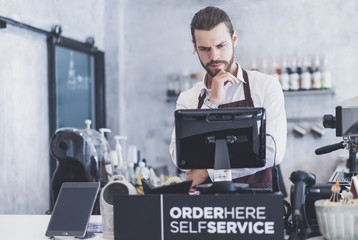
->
52, 237, 77, 240
52, 232, 95, 240
79, 232, 95, 239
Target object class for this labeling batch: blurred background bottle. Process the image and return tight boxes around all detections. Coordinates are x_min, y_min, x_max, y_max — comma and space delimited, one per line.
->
311, 55, 322, 90
321, 55, 332, 90
300, 56, 312, 90
280, 58, 289, 91
289, 57, 299, 91
296, 56, 303, 89
271, 59, 281, 82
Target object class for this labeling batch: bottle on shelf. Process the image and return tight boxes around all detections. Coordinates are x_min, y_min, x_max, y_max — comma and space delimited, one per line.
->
296, 57, 303, 90
271, 59, 280, 82
251, 59, 259, 71
180, 71, 191, 92
300, 56, 312, 90
280, 58, 290, 91
321, 55, 332, 90
261, 58, 268, 74
311, 55, 322, 90
289, 57, 300, 91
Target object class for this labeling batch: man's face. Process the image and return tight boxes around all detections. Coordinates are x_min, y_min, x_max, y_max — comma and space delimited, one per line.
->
193, 23, 238, 77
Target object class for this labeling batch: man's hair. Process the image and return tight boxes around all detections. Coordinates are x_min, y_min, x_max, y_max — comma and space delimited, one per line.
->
191, 6, 234, 44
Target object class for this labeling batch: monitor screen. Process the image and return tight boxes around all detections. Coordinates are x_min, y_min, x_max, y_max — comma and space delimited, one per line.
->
175, 107, 266, 170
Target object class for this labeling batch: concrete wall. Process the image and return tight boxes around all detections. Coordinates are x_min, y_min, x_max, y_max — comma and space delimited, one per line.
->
0, 0, 107, 214
0, 0, 357, 213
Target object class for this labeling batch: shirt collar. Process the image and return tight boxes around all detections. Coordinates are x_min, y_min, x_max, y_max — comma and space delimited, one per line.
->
236, 63, 246, 84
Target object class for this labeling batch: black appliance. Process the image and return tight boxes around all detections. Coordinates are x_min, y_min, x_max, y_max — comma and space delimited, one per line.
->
49, 126, 113, 212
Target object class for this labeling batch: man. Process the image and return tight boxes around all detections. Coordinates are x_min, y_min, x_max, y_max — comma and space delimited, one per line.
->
169, 6, 287, 188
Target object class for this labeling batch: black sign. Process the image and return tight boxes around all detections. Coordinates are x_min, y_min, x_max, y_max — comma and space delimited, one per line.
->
114, 194, 283, 240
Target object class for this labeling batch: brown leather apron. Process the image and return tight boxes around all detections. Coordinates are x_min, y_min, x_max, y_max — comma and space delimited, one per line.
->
197, 69, 272, 188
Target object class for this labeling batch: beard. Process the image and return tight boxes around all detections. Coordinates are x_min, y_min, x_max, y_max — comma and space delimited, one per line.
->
199, 48, 235, 77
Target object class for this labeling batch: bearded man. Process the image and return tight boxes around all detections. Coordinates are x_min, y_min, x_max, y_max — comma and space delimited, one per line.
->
170, 6, 287, 189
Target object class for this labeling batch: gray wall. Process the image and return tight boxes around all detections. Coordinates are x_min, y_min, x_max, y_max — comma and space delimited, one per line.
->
0, 25, 49, 214
0, 0, 108, 214
0, 0, 357, 213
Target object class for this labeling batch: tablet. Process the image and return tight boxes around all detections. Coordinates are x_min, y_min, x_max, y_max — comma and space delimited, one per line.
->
45, 182, 100, 238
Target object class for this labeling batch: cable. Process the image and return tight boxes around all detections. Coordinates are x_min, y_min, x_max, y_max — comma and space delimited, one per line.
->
283, 199, 294, 235
348, 136, 358, 148
266, 133, 279, 193
266, 134, 277, 166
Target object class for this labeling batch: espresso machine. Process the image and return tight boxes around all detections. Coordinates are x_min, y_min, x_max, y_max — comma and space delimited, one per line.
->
49, 120, 113, 212
288, 97, 358, 238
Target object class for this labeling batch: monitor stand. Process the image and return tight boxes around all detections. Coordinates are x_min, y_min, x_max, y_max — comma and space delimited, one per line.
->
80, 232, 96, 239
196, 137, 249, 194
53, 232, 95, 240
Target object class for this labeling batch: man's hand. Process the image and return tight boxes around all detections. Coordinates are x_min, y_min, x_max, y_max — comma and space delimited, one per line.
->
209, 70, 238, 105
186, 169, 209, 187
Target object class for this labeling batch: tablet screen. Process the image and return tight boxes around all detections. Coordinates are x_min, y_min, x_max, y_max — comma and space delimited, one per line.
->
45, 182, 100, 238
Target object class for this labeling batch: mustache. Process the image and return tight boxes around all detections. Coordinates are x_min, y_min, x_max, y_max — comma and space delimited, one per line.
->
206, 60, 229, 68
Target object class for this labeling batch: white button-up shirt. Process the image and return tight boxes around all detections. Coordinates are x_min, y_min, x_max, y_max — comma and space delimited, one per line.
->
169, 63, 287, 180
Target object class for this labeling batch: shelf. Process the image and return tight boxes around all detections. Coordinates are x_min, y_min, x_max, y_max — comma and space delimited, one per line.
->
283, 89, 335, 96
166, 89, 335, 102
286, 117, 322, 122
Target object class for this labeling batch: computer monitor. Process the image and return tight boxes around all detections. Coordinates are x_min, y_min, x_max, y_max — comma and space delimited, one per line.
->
175, 107, 266, 171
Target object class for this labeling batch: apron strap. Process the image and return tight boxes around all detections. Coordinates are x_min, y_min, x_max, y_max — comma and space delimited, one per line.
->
197, 92, 206, 109
242, 69, 254, 107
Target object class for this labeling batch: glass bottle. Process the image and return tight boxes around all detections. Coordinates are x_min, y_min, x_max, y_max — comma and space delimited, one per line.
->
280, 58, 289, 91
271, 59, 280, 82
300, 56, 312, 90
321, 55, 332, 90
289, 57, 299, 91
312, 56, 322, 90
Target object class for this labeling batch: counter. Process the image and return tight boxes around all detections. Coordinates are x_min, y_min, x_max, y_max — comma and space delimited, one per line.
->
0, 214, 103, 239
0, 214, 326, 240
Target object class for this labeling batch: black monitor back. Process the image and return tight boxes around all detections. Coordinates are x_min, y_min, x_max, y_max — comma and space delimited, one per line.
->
175, 107, 266, 170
